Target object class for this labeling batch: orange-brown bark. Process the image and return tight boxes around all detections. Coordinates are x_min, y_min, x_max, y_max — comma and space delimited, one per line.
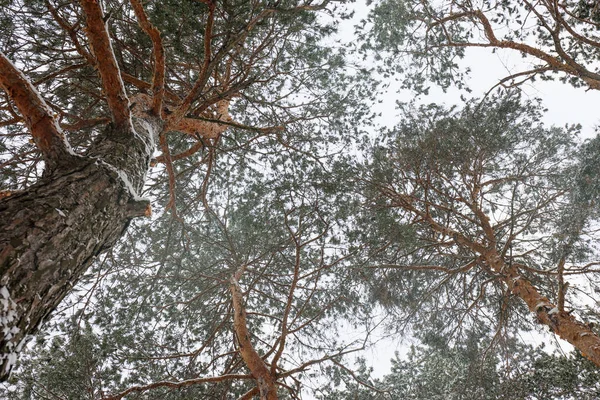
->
230, 268, 278, 400
45, 0, 96, 66
79, 0, 132, 130
0, 51, 75, 168
388, 188, 600, 367
173, 98, 233, 139
494, 256, 600, 366
474, 198, 600, 366
154, 141, 204, 164
164, 2, 216, 132
131, 93, 232, 139
238, 387, 261, 400
129, 0, 165, 116
430, 9, 600, 91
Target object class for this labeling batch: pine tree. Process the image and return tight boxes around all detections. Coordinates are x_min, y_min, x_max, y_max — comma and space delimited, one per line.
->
0, 0, 371, 392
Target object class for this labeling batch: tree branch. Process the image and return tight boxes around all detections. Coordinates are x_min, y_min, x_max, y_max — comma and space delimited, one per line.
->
230, 265, 278, 400
164, 2, 216, 131
172, 99, 233, 138
102, 373, 253, 400
159, 133, 178, 214
120, 72, 180, 103
79, 0, 132, 130
0, 51, 76, 169
154, 140, 204, 164
129, 0, 165, 116
238, 387, 260, 400
165, 8, 274, 132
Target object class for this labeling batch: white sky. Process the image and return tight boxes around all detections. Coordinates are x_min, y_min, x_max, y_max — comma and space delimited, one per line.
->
343, 2, 600, 141
436, 47, 600, 139
367, 45, 600, 141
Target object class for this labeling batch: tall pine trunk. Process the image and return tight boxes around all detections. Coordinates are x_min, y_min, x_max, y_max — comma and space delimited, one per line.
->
0, 117, 158, 380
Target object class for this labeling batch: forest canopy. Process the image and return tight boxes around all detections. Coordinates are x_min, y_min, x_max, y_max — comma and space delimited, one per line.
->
2, 0, 600, 399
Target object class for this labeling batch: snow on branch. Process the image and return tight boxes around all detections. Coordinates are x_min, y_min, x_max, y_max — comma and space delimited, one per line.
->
0, 51, 76, 168
79, 0, 132, 130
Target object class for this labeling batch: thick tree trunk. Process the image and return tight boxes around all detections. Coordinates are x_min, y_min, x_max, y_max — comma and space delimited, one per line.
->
0, 117, 158, 380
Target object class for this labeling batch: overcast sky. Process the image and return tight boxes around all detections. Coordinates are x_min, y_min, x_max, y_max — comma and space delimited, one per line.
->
342, 2, 600, 141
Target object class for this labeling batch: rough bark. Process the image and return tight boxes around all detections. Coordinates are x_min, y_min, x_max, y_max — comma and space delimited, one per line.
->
0, 114, 159, 380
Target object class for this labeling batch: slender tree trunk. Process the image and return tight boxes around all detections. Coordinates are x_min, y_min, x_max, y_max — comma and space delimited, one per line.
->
0, 117, 159, 380
230, 270, 278, 399
492, 256, 600, 366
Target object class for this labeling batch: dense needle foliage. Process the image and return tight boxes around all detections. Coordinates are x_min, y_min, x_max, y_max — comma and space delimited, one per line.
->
3, 0, 600, 399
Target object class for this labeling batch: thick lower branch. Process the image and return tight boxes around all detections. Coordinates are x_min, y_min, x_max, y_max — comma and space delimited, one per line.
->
0, 51, 75, 169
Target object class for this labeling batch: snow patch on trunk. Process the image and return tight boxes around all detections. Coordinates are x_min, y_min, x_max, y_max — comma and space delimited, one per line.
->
95, 160, 149, 202
0, 285, 23, 377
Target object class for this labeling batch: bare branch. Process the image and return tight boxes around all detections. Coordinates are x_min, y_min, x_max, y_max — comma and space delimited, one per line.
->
330, 359, 389, 394
45, 0, 95, 65
154, 140, 204, 164
238, 387, 260, 400
120, 72, 180, 103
